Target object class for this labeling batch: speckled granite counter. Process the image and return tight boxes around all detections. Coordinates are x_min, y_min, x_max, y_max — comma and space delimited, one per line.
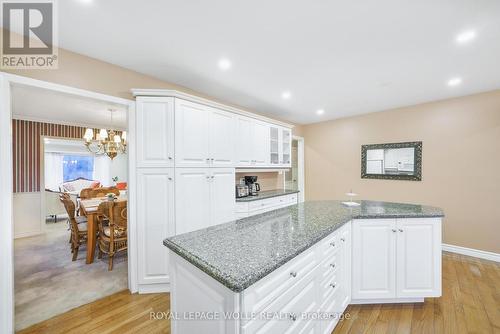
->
164, 200, 443, 292
235, 189, 299, 202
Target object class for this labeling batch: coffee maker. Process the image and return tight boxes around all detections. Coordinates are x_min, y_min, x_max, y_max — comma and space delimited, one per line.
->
244, 176, 261, 196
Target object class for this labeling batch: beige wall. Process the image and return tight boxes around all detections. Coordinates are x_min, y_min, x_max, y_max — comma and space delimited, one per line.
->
303, 90, 500, 253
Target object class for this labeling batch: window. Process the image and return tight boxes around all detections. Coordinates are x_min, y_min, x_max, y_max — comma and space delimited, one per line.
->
62, 155, 94, 181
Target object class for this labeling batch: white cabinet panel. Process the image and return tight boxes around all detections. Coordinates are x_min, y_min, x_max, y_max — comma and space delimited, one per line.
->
136, 97, 174, 167
175, 168, 211, 234
175, 99, 210, 167
253, 121, 270, 166
137, 168, 174, 284
352, 219, 396, 299
338, 223, 351, 311
210, 168, 235, 226
236, 116, 253, 166
396, 218, 442, 298
209, 108, 236, 167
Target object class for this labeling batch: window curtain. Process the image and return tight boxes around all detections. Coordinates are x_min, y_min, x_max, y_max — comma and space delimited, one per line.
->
93, 155, 111, 186
44, 152, 64, 191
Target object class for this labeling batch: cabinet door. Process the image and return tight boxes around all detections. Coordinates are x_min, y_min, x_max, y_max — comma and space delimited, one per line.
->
352, 219, 396, 300
253, 121, 270, 166
236, 116, 253, 166
339, 222, 351, 311
209, 108, 236, 167
136, 97, 174, 167
396, 218, 442, 298
210, 168, 235, 227
175, 168, 211, 234
281, 128, 292, 166
137, 168, 174, 284
269, 126, 280, 165
175, 99, 210, 167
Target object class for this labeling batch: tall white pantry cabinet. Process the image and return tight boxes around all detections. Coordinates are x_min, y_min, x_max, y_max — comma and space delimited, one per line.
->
134, 92, 294, 292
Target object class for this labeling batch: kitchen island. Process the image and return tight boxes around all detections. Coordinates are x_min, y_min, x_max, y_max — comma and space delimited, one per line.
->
164, 200, 444, 334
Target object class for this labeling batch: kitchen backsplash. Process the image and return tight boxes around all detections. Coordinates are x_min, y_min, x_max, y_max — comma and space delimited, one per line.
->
235, 172, 285, 191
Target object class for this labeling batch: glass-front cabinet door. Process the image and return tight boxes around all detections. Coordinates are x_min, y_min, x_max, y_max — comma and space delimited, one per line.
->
281, 128, 291, 166
270, 126, 279, 164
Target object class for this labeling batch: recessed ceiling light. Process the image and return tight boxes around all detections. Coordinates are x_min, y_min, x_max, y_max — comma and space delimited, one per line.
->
447, 77, 462, 87
456, 30, 476, 44
78, 0, 93, 4
316, 109, 325, 115
281, 91, 291, 100
218, 58, 232, 71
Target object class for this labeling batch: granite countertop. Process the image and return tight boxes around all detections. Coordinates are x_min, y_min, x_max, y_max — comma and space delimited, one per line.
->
236, 189, 299, 202
164, 200, 444, 293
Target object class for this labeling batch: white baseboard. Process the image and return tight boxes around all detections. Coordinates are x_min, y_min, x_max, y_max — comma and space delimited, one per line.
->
351, 298, 424, 305
442, 243, 500, 262
138, 283, 170, 294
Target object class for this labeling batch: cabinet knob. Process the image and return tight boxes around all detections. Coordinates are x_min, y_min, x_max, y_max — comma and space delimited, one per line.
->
206, 158, 210, 162
211, 176, 215, 179
289, 313, 297, 321
329, 283, 336, 289
330, 263, 336, 269
168, 177, 173, 181
392, 229, 397, 232
211, 158, 214, 161
398, 229, 404, 232
168, 156, 173, 160
289, 271, 297, 278
330, 242, 336, 247
341, 238, 345, 242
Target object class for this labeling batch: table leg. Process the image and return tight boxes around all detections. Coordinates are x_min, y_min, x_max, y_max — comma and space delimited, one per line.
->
86, 214, 97, 264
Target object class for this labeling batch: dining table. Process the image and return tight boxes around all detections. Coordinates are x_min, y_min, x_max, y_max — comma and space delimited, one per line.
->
80, 196, 128, 264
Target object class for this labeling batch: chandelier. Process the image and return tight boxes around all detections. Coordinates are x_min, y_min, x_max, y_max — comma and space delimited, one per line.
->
83, 109, 127, 160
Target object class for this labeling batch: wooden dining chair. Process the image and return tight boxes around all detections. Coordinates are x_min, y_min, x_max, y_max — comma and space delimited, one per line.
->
79, 187, 95, 200
97, 200, 127, 270
89, 186, 120, 199
60, 193, 88, 261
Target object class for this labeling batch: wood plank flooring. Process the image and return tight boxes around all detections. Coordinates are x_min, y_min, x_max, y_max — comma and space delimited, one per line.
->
18, 252, 500, 334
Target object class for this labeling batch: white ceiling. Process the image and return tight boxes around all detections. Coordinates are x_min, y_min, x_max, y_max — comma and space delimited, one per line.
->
11, 84, 127, 129
55, 0, 500, 124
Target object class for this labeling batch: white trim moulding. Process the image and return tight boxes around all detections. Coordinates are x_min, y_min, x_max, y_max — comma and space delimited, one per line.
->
443, 243, 500, 263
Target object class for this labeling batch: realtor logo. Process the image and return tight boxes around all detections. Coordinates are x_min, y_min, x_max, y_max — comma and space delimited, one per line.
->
1, 0, 58, 69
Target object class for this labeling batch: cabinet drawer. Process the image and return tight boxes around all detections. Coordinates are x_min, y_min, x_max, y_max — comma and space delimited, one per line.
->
319, 272, 340, 310
317, 250, 340, 284
318, 230, 340, 260
242, 246, 318, 316
248, 197, 280, 211
242, 268, 319, 334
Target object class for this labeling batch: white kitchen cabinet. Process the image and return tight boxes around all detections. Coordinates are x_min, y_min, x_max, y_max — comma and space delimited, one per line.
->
236, 116, 270, 167
175, 168, 211, 234
253, 121, 270, 166
352, 219, 397, 300
175, 99, 210, 167
236, 116, 254, 165
136, 97, 175, 168
137, 168, 175, 286
175, 168, 235, 234
352, 218, 441, 302
396, 218, 442, 298
210, 168, 236, 226
209, 108, 236, 167
281, 127, 292, 166
175, 99, 236, 167
338, 223, 352, 310
235, 192, 298, 219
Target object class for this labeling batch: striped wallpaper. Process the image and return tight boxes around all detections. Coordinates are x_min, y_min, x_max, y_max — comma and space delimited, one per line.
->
12, 119, 110, 193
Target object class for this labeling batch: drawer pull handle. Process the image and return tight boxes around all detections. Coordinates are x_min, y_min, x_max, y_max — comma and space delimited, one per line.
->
330, 263, 336, 269
289, 271, 297, 278
399, 229, 404, 232
392, 229, 397, 232
341, 238, 345, 242
330, 242, 336, 247
289, 313, 297, 321
329, 283, 336, 289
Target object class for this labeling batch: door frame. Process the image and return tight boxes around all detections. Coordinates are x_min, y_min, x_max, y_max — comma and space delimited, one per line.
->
293, 135, 305, 202
0, 72, 137, 333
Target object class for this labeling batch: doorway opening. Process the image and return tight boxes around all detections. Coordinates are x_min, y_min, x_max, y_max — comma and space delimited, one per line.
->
285, 136, 305, 202
0, 75, 136, 333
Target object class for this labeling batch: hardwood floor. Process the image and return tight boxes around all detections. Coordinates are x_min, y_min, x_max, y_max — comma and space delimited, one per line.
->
18, 252, 499, 334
